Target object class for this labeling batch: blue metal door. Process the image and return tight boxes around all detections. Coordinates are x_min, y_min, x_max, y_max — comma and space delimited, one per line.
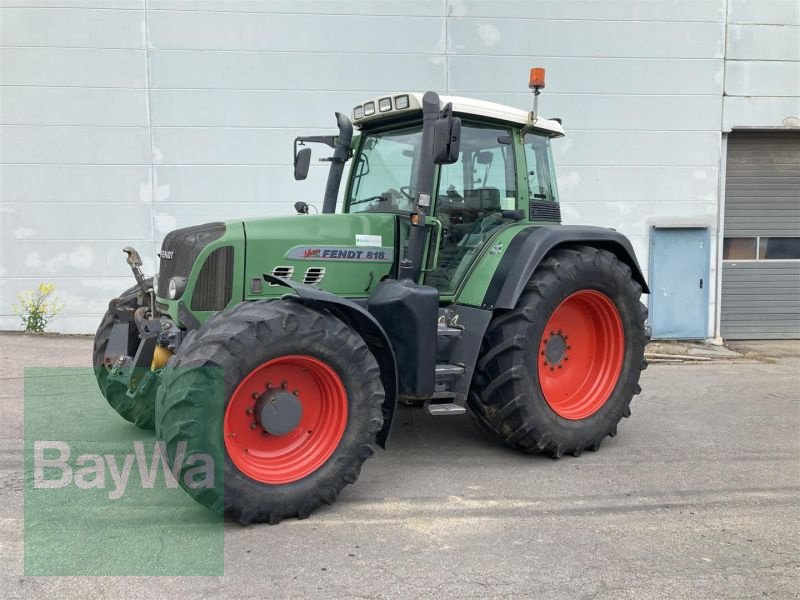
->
649, 227, 710, 339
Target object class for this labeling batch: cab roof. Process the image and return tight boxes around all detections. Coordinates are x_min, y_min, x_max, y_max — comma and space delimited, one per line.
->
352, 92, 565, 137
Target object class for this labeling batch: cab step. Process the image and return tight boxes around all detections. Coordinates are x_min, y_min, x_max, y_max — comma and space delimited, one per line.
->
435, 363, 465, 378
437, 324, 463, 337
425, 403, 467, 416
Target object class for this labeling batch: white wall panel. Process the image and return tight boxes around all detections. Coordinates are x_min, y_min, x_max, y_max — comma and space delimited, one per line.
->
1, 202, 152, 240
725, 60, 800, 97
149, 50, 446, 91
155, 165, 328, 204
148, 0, 445, 16
728, 0, 800, 25
0, 1, 143, 7
0, 165, 150, 203
152, 127, 301, 165
555, 166, 719, 203
723, 96, 800, 130
0, 7, 145, 48
150, 90, 386, 128
476, 93, 722, 131
0, 125, 151, 164
554, 131, 721, 167
447, 18, 724, 58
1, 240, 155, 278
560, 201, 718, 236
0, 87, 148, 126
0, 48, 146, 87
153, 202, 294, 234
450, 0, 725, 22
448, 56, 724, 95
147, 11, 445, 53
726, 24, 800, 60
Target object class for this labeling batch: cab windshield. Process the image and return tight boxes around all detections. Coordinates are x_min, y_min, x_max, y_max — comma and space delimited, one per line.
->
347, 126, 423, 214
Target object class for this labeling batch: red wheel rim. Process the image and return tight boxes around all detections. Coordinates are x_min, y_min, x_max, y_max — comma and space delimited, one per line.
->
537, 290, 624, 420
224, 355, 348, 484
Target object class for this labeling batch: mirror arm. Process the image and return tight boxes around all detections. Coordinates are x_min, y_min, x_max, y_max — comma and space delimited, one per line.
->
294, 135, 337, 149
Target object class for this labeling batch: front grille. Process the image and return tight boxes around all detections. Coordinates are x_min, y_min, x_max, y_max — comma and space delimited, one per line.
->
530, 201, 561, 223
191, 246, 234, 311
156, 222, 225, 298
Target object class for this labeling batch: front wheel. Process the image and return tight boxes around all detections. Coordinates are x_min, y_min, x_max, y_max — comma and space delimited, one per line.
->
92, 279, 157, 429
156, 300, 385, 525
469, 245, 647, 457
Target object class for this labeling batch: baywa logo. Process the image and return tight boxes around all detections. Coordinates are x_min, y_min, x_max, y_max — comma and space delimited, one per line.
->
33, 439, 214, 500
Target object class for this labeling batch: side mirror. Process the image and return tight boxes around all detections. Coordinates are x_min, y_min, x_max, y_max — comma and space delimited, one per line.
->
432, 115, 461, 165
294, 147, 311, 181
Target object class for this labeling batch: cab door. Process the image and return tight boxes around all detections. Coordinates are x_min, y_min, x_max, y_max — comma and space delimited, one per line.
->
424, 121, 519, 293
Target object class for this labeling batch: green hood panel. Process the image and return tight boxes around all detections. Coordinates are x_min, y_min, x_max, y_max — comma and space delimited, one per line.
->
241, 213, 397, 299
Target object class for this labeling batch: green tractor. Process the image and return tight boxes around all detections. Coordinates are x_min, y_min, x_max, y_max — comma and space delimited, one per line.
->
94, 70, 648, 524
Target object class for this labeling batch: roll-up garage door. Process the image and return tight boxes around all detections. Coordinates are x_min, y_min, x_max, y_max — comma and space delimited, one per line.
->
721, 132, 800, 339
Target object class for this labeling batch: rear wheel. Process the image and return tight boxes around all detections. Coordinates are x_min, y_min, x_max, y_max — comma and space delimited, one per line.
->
92, 279, 156, 430
469, 245, 647, 457
156, 299, 384, 524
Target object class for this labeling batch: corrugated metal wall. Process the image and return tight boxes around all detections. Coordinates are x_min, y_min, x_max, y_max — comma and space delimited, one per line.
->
0, 0, 797, 334
721, 132, 800, 339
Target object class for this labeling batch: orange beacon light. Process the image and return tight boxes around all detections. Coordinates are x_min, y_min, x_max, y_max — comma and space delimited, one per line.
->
529, 67, 546, 90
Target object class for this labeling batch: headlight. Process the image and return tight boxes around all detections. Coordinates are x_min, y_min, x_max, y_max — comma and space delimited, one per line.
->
378, 97, 392, 112
168, 277, 186, 300
363, 101, 375, 116
394, 94, 410, 110
353, 105, 364, 120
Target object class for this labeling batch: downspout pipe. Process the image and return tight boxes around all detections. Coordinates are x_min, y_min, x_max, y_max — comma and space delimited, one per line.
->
322, 112, 354, 214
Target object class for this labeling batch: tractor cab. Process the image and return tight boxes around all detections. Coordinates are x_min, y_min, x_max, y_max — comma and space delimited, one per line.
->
293, 91, 565, 298
342, 93, 564, 294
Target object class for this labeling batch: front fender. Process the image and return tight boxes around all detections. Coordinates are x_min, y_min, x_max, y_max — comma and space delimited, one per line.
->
263, 274, 398, 449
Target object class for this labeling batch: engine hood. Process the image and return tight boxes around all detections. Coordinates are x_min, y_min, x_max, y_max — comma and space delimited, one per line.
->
240, 212, 398, 299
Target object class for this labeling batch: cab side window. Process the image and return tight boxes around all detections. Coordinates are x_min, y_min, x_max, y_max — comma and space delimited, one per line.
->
523, 134, 559, 202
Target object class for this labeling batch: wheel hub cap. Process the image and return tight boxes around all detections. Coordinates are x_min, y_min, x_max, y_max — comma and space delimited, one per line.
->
543, 332, 568, 365
255, 389, 303, 436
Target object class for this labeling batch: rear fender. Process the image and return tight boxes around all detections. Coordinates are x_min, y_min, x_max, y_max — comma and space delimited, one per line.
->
481, 225, 649, 310
263, 274, 398, 449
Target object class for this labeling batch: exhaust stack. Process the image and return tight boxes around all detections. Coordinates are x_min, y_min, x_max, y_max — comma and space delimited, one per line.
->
322, 112, 353, 214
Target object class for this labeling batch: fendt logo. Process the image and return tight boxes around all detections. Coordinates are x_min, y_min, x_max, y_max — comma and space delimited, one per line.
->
33, 440, 214, 500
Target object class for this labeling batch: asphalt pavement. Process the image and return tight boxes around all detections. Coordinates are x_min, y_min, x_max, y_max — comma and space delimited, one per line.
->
0, 332, 798, 599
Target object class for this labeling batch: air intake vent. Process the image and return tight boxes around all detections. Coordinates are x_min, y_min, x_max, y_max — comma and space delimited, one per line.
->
303, 267, 326, 286
530, 201, 561, 223
269, 266, 294, 285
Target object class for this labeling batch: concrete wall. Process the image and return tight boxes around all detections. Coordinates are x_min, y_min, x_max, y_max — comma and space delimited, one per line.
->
0, 0, 796, 334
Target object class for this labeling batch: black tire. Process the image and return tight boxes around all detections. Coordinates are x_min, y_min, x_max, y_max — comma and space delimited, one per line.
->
92, 279, 156, 429
155, 299, 385, 525
469, 245, 647, 457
